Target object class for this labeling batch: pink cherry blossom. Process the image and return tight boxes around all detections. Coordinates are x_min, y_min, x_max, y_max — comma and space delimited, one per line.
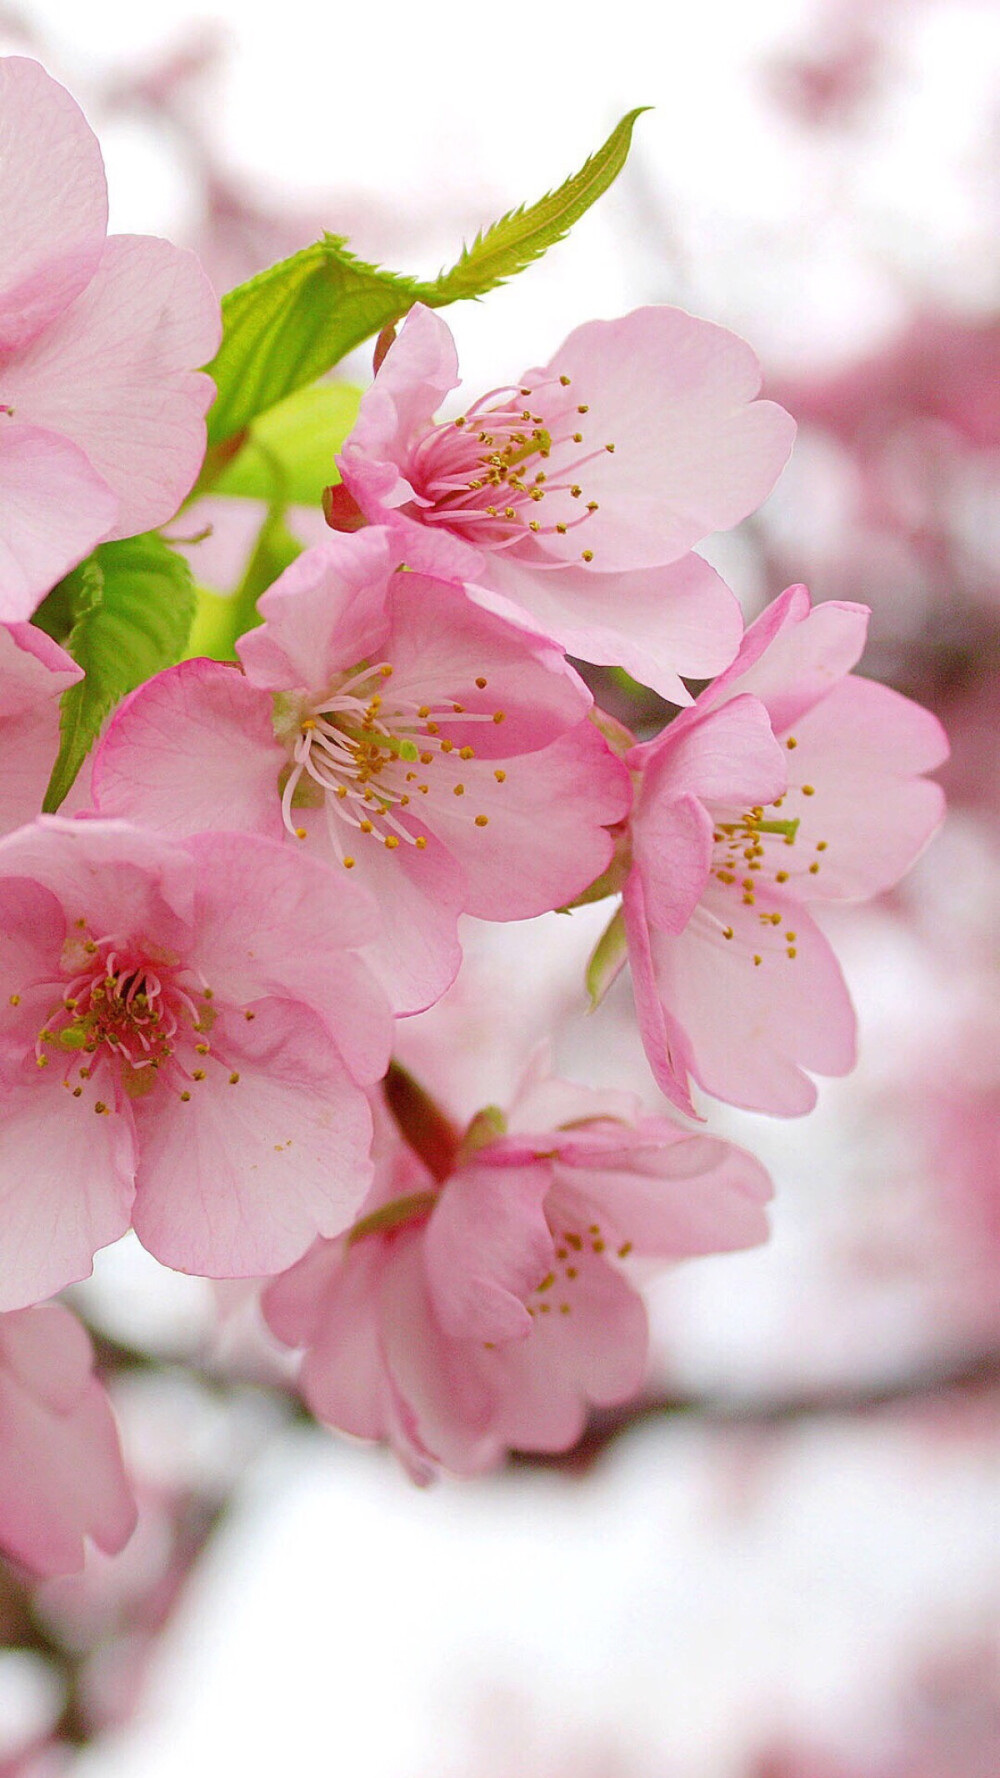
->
263, 1067, 772, 1478
0, 1302, 136, 1576
0, 620, 82, 835
0, 816, 391, 1305
91, 528, 632, 1014
0, 57, 221, 620
622, 585, 949, 1117
334, 302, 795, 700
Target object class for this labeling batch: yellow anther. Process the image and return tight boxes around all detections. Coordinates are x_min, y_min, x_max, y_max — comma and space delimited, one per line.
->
244, 1010, 256, 1021
359, 819, 374, 834
453, 783, 465, 797
494, 769, 506, 782
722, 926, 734, 940
753, 954, 762, 966
295, 826, 307, 840
192, 1069, 206, 1081
605, 442, 616, 453
618, 1242, 633, 1258
180, 1090, 191, 1102
420, 751, 433, 765
776, 870, 789, 883
475, 676, 488, 689
229, 1072, 240, 1085
301, 717, 317, 731
816, 840, 827, 851
415, 837, 427, 850
573, 431, 583, 443
8, 994, 19, 1007
492, 710, 505, 724
384, 835, 399, 850
417, 705, 430, 718
586, 501, 599, 512
809, 862, 820, 874
343, 857, 356, 869
196, 1042, 210, 1055
802, 784, 815, 796
570, 485, 582, 498
581, 549, 594, 562
556, 523, 567, 534
559, 374, 571, 385
786, 736, 798, 749
475, 814, 489, 827
577, 404, 589, 414
787, 947, 798, 959
380, 664, 393, 678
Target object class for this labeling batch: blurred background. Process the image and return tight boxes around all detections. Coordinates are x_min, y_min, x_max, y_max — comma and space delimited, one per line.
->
0, 0, 997, 1772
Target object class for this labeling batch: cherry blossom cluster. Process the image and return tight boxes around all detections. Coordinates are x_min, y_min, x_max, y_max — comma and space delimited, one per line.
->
0, 56, 948, 1573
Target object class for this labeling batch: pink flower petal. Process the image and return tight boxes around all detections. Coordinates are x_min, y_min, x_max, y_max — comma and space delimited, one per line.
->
642, 885, 857, 1115
240, 530, 399, 691
424, 1157, 554, 1342
93, 658, 285, 840
131, 998, 374, 1277
481, 550, 744, 703
532, 306, 796, 571
0, 1304, 136, 1576
0, 421, 117, 619
0, 1074, 135, 1311
0, 620, 82, 836
700, 585, 870, 732
3, 235, 221, 537
0, 59, 108, 351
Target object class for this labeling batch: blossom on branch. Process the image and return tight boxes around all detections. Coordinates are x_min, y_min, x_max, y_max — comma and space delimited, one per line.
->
0, 56, 221, 619
91, 529, 632, 1014
263, 1065, 772, 1478
334, 302, 795, 701
621, 585, 949, 1116
0, 817, 391, 1303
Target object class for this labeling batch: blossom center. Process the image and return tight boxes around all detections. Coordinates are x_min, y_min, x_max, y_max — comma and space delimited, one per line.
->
279, 661, 503, 865
407, 371, 612, 564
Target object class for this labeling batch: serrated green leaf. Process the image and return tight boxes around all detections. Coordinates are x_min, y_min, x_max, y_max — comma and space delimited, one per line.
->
44, 534, 197, 812
205, 239, 429, 448
203, 111, 646, 452
213, 382, 362, 505
430, 109, 648, 304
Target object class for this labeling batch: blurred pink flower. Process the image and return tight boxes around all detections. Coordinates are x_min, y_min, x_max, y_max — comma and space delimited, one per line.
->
336, 302, 795, 701
0, 817, 391, 1302
623, 585, 948, 1115
0, 1303, 135, 1577
263, 1065, 771, 1477
0, 56, 220, 619
92, 529, 631, 1014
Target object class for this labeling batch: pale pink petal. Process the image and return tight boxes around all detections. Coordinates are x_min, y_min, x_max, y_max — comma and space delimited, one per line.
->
340, 303, 461, 507
3, 235, 221, 536
291, 1239, 396, 1442
0, 620, 82, 836
385, 569, 593, 755
630, 696, 787, 933
0, 1304, 136, 1576
768, 675, 948, 900
92, 659, 285, 839
377, 1235, 499, 1475
0, 1073, 135, 1311
483, 1231, 648, 1451
529, 306, 796, 571
183, 829, 391, 1081
131, 999, 374, 1277
0, 421, 117, 619
622, 872, 701, 1118
700, 586, 871, 731
644, 885, 857, 1115
239, 530, 399, 691
0, 59, 108, 350
421, 723, 630, 920
327, 815, 464, 1016
0, 815, 195, 945
554, 1128, 773, 1255
482, 550, 743, 702
424, 1158, 554, 1342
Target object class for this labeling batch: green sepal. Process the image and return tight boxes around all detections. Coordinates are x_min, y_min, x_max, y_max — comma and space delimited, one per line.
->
585, 906, 628, 1010
43, 534, 197, 813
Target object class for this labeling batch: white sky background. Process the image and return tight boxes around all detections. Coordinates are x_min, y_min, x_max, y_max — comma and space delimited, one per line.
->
1, 1, 999, 1772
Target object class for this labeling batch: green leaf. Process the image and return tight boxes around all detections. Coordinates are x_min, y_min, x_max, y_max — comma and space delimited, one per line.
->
205, 239, 427, 448
44, 533, 197, 812
213, 382, 362, 505
203, 110, 647, 450
429, 109, 649, 305
31, 557, 103, 648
